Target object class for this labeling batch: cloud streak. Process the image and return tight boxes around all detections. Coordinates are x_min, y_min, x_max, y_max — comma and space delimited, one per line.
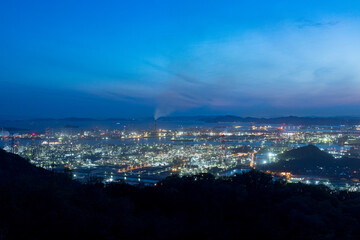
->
82, 18, 360, 117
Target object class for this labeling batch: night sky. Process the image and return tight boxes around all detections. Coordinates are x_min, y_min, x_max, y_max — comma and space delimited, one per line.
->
2, 0, 360, 119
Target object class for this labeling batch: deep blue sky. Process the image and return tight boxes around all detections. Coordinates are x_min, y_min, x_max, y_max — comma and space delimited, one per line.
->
2, 0, 360, 119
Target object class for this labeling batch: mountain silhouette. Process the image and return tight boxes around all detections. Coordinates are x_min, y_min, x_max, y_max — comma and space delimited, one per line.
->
262, 145, 360, 174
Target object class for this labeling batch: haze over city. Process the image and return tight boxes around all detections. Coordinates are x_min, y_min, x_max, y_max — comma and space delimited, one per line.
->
2, 0, 360, 119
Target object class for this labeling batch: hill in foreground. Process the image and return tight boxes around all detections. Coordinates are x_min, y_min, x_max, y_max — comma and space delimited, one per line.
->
2, 148, 360, 239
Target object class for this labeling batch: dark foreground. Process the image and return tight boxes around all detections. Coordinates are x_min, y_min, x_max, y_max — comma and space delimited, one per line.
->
0, 149, 360, 240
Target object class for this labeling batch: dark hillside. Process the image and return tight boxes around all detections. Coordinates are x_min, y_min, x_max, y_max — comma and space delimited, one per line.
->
261, 145, 360, 174
0, 149, 49, 179
1, 149, 360, 239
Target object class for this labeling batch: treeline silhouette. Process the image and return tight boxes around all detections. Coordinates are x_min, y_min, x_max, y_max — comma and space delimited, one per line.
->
1, 148, 360, 239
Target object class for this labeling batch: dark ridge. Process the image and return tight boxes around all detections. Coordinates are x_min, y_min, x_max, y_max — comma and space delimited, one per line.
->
0, 127, 29, 132
261, 145, 360, 174
3, 115, 360, 126
0, 148, 50, 179
105, 117, 135, 121
2, 149, 360, 239
63, 125, 79, 129
279, 144, 334, 162
159, 115, 360, 125
59, 117, 98, 121
29, 117, 98, 122
199, 115, 360, 125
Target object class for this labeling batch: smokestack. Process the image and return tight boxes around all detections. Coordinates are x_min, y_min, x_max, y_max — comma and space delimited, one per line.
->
154, 119, 157, 132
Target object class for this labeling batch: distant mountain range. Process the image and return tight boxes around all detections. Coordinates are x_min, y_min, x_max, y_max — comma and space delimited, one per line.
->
159, 115, 360, 125
2, 117, 134, 122
2, 115, 360, 125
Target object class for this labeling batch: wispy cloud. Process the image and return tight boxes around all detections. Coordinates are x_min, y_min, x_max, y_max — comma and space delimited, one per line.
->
81, 18, 360, 117
295, 20, 340, 29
